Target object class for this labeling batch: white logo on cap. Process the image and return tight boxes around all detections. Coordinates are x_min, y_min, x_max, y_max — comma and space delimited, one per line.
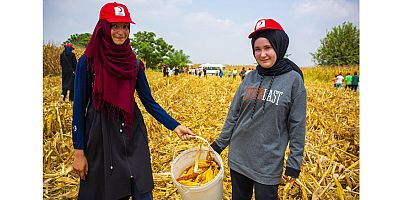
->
255, 20, 265, 30
114, 6, 125, 16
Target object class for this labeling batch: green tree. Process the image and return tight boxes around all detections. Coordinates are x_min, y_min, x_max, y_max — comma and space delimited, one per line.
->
64, 33, 92, 48
165, 49, 191, 69
311, 22, 359, 66
130, 31, 174, 69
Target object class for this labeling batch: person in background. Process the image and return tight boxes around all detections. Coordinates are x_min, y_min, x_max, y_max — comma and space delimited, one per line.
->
162, 64, 168, 77
167, 66, 171, 77
351, 72, 359, 91
336, 73, 344, 89
211, 18, 306, 200
168, 66, 174, 77
331, 74, 338, 88
71, 2, 195, 200
344, 72, 352, 89
174, 66, 179, 76
203, 67, 207, 78
233, 68, 238, 79
239, 67, 246, 80
198, 68, 202, 78
228, 70, 232, 78
60, 43, 77, 101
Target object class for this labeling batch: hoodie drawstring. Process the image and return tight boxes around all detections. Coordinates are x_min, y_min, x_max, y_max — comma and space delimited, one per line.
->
251, 75, 264, 119
250, 74, 276, 119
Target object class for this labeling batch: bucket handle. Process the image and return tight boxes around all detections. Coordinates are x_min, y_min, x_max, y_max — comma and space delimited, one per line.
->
172, 135, 215, 162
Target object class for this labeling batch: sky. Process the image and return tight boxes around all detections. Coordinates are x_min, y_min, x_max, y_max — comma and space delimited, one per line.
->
43, 0, 359, 67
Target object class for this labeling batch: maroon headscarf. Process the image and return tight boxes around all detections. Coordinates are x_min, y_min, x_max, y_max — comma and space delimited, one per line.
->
84, 20, 139, 129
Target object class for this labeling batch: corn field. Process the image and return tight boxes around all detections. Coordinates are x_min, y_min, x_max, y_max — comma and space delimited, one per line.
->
43, 45, 359, 199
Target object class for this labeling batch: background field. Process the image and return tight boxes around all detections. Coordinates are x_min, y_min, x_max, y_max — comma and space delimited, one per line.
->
43, 46, 359, 199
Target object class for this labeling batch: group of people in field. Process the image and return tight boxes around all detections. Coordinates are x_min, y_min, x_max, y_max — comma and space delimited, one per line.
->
165, 66, 226, 78
162, 65, 180, 77
332, 72, 359, 91
58, 2, 307, 200
160, 66, 259, 81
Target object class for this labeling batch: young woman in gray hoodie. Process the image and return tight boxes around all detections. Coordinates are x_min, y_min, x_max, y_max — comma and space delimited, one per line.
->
211, 18, 306, 200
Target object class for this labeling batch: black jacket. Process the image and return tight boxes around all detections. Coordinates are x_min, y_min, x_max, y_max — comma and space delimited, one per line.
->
60, 50, 77, 90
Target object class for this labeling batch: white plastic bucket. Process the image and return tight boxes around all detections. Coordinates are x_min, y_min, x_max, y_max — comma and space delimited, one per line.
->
171, 136, 224, 200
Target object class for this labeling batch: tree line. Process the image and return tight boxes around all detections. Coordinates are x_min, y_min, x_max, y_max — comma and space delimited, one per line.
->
311, 22, 359, 66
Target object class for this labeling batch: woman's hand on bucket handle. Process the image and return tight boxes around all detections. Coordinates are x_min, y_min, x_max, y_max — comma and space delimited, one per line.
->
174, 125, 196, 141
73, 149, 88, 180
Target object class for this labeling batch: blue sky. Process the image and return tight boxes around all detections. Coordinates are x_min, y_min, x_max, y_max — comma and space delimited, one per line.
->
44, 0, 359, 67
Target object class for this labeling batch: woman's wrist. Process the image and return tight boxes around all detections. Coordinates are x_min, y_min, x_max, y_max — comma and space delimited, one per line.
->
74, 149, 85, 157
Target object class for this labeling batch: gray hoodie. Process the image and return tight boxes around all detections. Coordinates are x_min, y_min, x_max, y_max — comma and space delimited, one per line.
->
213, 69, 306, 185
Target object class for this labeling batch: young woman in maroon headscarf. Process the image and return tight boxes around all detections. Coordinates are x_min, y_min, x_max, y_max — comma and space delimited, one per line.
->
71, 2, 195, 200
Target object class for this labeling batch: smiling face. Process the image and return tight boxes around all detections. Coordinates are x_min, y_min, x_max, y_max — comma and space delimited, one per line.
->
253, 37, 277, 68
110, 22, 130, 45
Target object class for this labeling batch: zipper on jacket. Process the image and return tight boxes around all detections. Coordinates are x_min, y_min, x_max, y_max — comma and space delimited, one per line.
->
108, 123, 114, 176
120, 115, 133, 178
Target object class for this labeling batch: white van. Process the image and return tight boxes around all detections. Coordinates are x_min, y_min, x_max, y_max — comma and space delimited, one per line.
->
199, 63, 226, 75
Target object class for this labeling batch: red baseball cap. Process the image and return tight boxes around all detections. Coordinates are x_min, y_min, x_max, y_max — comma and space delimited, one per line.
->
99, 2, 135, 24
65, 43, 74, 49
248, 19, 284, 38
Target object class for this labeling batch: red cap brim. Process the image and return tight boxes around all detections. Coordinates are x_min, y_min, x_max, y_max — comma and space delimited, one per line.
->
248, 27, 283, 38
106, 18, 135, 24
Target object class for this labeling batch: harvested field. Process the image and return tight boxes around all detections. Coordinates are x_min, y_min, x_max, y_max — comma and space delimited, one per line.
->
43, 67, 359, 199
